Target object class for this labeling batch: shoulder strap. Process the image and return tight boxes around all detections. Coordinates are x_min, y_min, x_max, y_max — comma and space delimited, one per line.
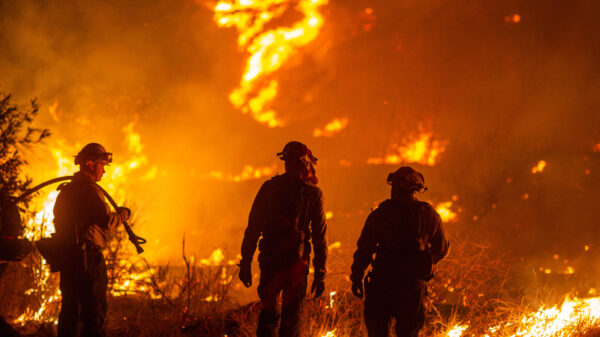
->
415, 202, 431, 251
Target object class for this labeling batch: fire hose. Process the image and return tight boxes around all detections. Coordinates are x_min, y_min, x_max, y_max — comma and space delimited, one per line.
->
14, 176, 146, 254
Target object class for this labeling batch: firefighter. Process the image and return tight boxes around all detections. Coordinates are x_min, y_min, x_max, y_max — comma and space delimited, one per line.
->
350, 167, 449, 337
239, 141, 328, 337
53, 143, 130, 337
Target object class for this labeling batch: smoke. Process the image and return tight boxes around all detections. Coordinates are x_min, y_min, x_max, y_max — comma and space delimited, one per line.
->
1, 0, 599, 280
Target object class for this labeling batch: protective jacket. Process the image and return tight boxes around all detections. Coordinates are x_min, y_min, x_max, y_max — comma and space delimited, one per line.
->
53, 171, 123, 337
351, 199, 449, 283
241, 173, 327, 279
53, 171, 122, 249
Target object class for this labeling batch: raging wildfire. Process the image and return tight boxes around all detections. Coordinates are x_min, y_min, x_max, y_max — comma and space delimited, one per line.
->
2, 0, 600, 336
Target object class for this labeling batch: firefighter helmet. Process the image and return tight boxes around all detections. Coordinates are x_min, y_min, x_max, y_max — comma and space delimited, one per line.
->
387, 166, 426, 192
74, 143, 112, 165
277, 141, 317, 163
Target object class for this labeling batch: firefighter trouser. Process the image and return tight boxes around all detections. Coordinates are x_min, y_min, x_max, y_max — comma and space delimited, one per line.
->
256, 260, 308, 337
363, 276, 426, 337
57, 246, 107, 337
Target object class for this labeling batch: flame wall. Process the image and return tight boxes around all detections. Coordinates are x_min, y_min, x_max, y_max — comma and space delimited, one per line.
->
1, 0, 600, 272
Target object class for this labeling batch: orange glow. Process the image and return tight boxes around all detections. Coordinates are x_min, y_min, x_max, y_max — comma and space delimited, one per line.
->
200, 248, 225, 266
209, 164, 277, 182
214, 0, 328, 127
48, 99, 60, 122
505, 14, 521, 23
321, 330, 336, 337
18, 124, 161, 324
531, 160, 546, 174
446, 324, 468, 337
313, 118, 349, 137
367, 131, 446, 166
594, 143, 600, 152
448, 294, 600, 336
436, 201, 457, 222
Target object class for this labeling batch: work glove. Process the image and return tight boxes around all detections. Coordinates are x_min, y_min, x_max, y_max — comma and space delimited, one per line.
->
117, 207, 131, 221
238, 263, 252, 288
311, 277, 325, 299
351, 279, 364, 299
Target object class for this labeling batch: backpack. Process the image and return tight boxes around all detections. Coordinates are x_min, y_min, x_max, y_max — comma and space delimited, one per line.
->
376, 200, 434, 281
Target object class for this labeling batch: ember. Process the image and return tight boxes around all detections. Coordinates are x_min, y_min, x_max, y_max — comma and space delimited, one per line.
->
531, 160, 547, 174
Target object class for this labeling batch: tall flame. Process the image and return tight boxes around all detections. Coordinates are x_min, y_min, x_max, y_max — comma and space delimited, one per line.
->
214, 0, 328, 127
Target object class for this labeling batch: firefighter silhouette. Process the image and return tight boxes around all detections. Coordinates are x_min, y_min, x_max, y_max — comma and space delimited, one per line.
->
350, 167, 449, 337
239, 141, 327, 337
51, 143, 130, 337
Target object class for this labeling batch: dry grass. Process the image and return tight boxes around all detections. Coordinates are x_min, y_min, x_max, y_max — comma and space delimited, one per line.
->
2, 233, 600, 336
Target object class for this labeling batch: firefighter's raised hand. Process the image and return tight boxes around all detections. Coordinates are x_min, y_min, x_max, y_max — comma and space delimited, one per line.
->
117, 207, 131, 221
351, 279, 364, 299
311, 278, 325, 299
238, 263, 252, 288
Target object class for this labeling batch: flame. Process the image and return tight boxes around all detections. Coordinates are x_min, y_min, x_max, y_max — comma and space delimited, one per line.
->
436, 201, 458, 222
209, 164, 277, 182
450, 294, 600, 337
446, 324, 468, 337
321, 330, 336, 337
327, 291, 336, 309
367, 131, 446, 166
531, 160, 547, 174
213, 0, 328, 127
313, 118, 349, 137
327, 241, 341, 251
593, 143, 600, 152
200, 248, 225, 266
